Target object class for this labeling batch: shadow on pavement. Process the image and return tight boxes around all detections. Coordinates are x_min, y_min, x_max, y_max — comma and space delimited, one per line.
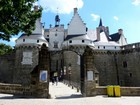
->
55, 94, 82, 99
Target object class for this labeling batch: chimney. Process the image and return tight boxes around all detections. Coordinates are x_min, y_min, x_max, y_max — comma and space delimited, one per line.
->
74, 8, 78, 15
118, 29, 123, 35
96, 27, 100, 41
34, 5, 38, 11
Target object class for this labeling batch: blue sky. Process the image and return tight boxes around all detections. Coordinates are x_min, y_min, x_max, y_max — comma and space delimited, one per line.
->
1, 0, 140, 47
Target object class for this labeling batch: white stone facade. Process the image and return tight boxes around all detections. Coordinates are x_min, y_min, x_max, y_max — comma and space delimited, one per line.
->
16, 8, 127, 51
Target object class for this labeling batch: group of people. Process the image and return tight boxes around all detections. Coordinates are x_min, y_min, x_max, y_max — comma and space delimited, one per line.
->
51, 76, 59, 85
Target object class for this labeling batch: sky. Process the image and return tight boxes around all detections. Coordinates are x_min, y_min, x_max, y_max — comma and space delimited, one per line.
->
1, 0, 140, 47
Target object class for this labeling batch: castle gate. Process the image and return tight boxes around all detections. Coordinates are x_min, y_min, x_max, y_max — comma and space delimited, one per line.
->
61, 46, 99, 97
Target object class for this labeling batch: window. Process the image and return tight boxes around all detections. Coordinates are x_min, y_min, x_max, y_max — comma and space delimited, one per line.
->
129, 73, 132, 77
95, 80, 98, 84
115, 46, 116, 49
103, 46, 105, 49
23, 39, 25, 42
123, 61, 127, 68
82, 40, 85, 43
54, 41, 58, 48
55, 33, 57, 36
69, 40, 72, 43
37, 40, 39, 43
98, 46, 100, 49
47, 35, 49, 37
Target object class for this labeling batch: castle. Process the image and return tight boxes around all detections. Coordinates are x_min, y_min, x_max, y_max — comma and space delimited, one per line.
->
0, 6, 140, 90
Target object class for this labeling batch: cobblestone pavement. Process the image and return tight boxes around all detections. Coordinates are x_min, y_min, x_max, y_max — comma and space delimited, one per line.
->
0, 82, 140, 105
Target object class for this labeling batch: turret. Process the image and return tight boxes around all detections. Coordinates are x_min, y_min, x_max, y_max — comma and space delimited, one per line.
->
55, 15, 60, 27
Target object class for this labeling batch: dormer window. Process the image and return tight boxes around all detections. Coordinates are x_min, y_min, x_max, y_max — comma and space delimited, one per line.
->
37, 40, 39, 43
55, 33, 57, 36
47, 35, 49, 37
23, 39, 25, 42
103, 46, 105, 49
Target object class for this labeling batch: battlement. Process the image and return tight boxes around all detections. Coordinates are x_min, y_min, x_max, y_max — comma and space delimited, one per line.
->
121, 42, 140, 50
15, 44, 41, 49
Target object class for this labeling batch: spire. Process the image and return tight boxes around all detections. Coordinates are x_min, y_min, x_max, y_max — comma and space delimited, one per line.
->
99, 18, 103, 27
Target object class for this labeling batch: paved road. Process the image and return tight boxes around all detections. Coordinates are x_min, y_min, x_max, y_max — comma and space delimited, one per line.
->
0, 82, 140, 105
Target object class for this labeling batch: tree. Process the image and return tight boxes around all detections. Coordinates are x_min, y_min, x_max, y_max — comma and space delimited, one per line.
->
0, 43, 13, 55
0, 0, 42, 41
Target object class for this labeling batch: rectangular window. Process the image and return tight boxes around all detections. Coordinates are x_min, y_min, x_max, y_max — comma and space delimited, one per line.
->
54, 42, 58, 48
23, 39, 25, 42
123, 61, 127, 68
129, 73, 132, 77
37, 40, 39, 43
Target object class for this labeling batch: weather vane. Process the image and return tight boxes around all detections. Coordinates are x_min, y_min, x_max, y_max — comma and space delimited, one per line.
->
76, 0, 78, 8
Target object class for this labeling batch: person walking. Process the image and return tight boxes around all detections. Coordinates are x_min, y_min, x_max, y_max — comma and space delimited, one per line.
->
56, 76, 59, 86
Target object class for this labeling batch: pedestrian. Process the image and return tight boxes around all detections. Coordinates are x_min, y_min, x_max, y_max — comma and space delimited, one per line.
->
52, 76, 55, 85
56, 76, 59, 86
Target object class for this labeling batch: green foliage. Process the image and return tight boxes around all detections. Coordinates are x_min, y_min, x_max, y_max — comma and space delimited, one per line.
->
0, 0, 42, 41
0, 43, 13, 55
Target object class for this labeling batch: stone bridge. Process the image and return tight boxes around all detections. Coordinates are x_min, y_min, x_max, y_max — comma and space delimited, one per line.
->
0, 82, 140, 97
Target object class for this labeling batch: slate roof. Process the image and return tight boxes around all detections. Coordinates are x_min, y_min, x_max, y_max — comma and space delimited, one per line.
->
109, 33, 121, 42
65, 34, 85, 40
18, 33, 46, 41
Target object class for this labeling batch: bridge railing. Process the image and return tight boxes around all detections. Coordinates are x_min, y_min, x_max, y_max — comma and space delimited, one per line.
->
63, 80, 80, 92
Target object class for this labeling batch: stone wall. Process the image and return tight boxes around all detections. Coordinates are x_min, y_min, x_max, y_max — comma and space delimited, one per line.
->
93, 51, 119, 86
13, 45, 39, 85
96, 86, 140, 96
0, 83, 31, 96
118, 48, 140, 86
92, 48, 140, 87
0, 51, 15, 83
63, 51, 80, 85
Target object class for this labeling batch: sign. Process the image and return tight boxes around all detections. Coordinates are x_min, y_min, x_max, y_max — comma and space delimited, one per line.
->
87, 71, 93, 81
21, 52, 33, 65
40, 70, 47, 82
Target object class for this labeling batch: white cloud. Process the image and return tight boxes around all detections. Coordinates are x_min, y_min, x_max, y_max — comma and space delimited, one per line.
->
91, 14, 100, 21
113, 16, 119, 21
132, 0, 140, 6
39, 0, 84, 14
10, 38, 17, 42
